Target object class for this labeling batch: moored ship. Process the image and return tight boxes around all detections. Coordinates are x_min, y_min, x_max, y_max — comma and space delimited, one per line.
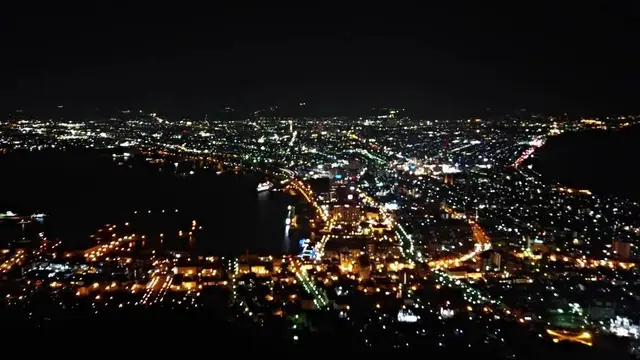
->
257, 181, 273, 192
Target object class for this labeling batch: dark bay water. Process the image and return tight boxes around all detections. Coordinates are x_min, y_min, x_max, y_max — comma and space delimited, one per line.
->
0, 149, 295, 255
534, 125, 640, 201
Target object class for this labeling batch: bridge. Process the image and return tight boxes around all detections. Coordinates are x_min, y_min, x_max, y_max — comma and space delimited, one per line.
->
286, 180, 328, 222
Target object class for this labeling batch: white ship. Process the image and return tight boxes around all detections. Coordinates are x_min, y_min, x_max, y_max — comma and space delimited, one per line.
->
257, 181, 273, 192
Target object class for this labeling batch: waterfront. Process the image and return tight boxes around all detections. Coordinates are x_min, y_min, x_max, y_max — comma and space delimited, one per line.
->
0, 150, 295, 255
535, 124, 640, 201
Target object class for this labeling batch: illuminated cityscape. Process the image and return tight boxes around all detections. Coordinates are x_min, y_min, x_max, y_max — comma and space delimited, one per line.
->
3, 3, 640, 357
1, 108, 640, 357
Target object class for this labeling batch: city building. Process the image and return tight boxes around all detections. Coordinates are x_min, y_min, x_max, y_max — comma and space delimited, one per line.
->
613, 240, 631, 260
330, 203, 361, 224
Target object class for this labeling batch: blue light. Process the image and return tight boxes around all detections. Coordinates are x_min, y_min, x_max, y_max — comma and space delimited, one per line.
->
335, 174, 343, 180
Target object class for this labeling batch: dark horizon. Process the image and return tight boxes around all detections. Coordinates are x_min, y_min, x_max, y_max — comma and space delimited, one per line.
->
2, 3, 640, 118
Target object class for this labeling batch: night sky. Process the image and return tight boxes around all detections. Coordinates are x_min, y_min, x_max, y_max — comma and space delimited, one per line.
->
2, 3, 639, 118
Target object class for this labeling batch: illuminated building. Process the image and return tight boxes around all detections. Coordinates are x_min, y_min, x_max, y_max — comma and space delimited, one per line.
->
237, 263, 262, 274
612, 240, 631, 260
248, 265, 269, 276
339, 250, 362, 273
491, 251, 502, 269
173, 266, 198, 276
440, 307, 455, 318
364, 208, 381, 221
330, 203, 361, 224
480, 251, 492, 272
366, 242, 376, 256
446, 266, 483, 280
609, 316, 640, 339
398, 309, 419, 322
480, 250, 502, 272
371, 223, 387, 235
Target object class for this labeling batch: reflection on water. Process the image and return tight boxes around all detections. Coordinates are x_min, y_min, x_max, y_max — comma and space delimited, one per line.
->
0, 150, 295, 255
0, 217, 46, 248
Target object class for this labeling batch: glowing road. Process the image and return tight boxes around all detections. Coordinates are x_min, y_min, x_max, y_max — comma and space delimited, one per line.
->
139, 274, 172, 306
293, 264, 329, 309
